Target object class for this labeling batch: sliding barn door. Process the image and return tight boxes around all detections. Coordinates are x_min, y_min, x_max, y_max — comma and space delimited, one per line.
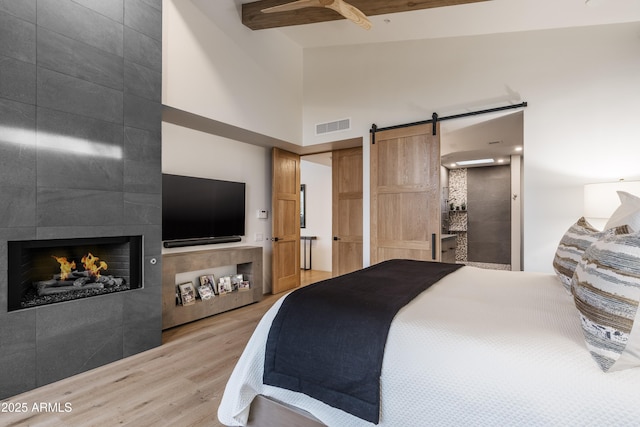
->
332, 147, 363, 276
370, 123, 441, 264
272, 148, 300, 294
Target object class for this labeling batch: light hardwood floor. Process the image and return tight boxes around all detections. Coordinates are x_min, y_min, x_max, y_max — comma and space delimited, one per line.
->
0, 270, 332, 427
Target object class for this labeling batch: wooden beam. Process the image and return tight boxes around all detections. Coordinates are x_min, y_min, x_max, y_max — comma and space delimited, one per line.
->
242, 0, 490, 30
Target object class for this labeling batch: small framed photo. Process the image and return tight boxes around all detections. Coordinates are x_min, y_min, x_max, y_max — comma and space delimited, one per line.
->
178, 282, 196, 306
238, 281, 251, 291
231, 274, 243, 292
199, 274, 217, 295
198, 283, 215, 300
218, 276, 232, 295
175, 285, 183, 306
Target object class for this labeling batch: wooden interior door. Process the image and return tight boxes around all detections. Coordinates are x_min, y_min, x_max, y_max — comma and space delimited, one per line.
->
370, 123, 441, 264
332, 147, 363, 276
272, 148, 300, 294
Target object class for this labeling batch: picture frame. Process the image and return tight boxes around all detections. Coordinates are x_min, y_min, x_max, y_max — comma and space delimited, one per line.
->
238, 280, 251, 291
231, 274, 244, 292
178, 282, 196, 306
175, 285, 183, 306
199, 274, 217, 295
197, 282, 215, 300
218, 276, 232, 295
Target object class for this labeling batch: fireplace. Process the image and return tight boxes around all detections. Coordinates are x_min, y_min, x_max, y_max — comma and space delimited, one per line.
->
7, 236, 143, 312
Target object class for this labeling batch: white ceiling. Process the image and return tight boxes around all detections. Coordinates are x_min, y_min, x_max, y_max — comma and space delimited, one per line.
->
440, 111, 523, 169
237, 0, 640, 49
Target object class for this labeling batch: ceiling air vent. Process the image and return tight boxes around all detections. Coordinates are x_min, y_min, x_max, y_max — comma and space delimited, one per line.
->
315, 118, 351, 136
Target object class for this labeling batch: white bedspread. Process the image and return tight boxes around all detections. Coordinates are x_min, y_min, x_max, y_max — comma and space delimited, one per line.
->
218, 266, 640, 426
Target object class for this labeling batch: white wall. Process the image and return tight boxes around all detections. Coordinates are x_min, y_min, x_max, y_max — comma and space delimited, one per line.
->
300, 160, 332, 272
163, 0, 303, 143
301, 22, 640, 272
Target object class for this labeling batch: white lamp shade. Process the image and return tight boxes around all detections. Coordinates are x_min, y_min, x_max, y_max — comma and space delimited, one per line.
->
584, 181, 640, 219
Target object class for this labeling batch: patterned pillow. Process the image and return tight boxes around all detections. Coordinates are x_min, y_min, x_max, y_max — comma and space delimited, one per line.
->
552, 217, 612, 294
571, 228, 640, 372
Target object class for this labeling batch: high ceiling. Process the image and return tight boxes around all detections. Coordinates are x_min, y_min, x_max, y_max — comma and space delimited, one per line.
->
234, 0, 640, 48
190, 0, 640, 162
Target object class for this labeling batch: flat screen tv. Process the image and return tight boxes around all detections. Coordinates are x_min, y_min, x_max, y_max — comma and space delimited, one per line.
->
162, 174, 246, 243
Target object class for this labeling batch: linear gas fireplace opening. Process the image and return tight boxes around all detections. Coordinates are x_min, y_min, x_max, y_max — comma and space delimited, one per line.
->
8, 236, 143, 311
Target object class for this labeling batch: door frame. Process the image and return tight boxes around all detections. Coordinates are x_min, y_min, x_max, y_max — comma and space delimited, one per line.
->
297, 141, 364, 276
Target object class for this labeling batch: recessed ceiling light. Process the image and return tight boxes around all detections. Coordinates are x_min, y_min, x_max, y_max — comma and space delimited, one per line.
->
456, 158, 494, 166
515, 146, 523, 152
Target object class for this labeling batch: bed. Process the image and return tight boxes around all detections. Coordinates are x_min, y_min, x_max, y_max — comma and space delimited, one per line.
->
218, 213, 640, 426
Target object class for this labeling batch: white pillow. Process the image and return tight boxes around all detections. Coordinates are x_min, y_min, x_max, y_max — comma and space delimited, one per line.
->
604, 191, 640, 230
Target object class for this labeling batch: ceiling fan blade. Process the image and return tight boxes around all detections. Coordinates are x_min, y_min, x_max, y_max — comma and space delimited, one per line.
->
261, 0, 372, 30
326, 0, 372, 30
261, 0, 323, 14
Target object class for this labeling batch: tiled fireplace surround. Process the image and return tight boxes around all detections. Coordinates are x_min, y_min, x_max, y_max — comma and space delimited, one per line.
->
0, 0, 162, 398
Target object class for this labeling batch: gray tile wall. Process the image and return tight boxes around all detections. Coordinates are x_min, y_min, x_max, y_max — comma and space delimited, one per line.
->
0, 0, 162, 399
467, 166, 511, 264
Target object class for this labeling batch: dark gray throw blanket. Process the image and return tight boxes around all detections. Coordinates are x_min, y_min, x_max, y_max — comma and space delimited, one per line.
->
263, 259, 463, 424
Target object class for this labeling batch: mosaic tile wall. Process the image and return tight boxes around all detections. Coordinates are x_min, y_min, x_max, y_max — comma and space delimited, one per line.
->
447, 169, 468, 262
448, 169, 467, 209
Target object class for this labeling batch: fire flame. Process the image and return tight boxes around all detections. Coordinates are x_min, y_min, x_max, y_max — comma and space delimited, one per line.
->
52, 253, 108, 280
51, 256, 76, 281
81, 253, 108, 278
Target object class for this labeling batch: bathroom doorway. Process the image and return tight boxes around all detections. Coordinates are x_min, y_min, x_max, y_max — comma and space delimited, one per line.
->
440, 111, 523, 270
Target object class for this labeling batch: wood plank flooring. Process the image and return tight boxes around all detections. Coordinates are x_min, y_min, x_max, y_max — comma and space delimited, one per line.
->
0, 270, 332, 427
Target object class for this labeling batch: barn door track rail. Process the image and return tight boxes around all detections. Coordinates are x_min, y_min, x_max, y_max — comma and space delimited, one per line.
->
370, 101, 528, 143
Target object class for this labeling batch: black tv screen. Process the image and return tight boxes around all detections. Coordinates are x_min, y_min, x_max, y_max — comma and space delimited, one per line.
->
162, 174, 246, 242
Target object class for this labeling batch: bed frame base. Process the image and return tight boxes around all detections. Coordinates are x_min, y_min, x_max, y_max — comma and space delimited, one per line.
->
247, 395, 326, 427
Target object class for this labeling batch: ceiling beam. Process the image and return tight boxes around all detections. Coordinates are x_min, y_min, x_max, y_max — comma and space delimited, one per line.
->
242, 0, 490, 30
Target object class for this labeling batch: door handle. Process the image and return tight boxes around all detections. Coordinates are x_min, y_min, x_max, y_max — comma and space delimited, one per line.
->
431, 233, 436, 260
272, 237, 279, 242
333, 236, 340, 241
